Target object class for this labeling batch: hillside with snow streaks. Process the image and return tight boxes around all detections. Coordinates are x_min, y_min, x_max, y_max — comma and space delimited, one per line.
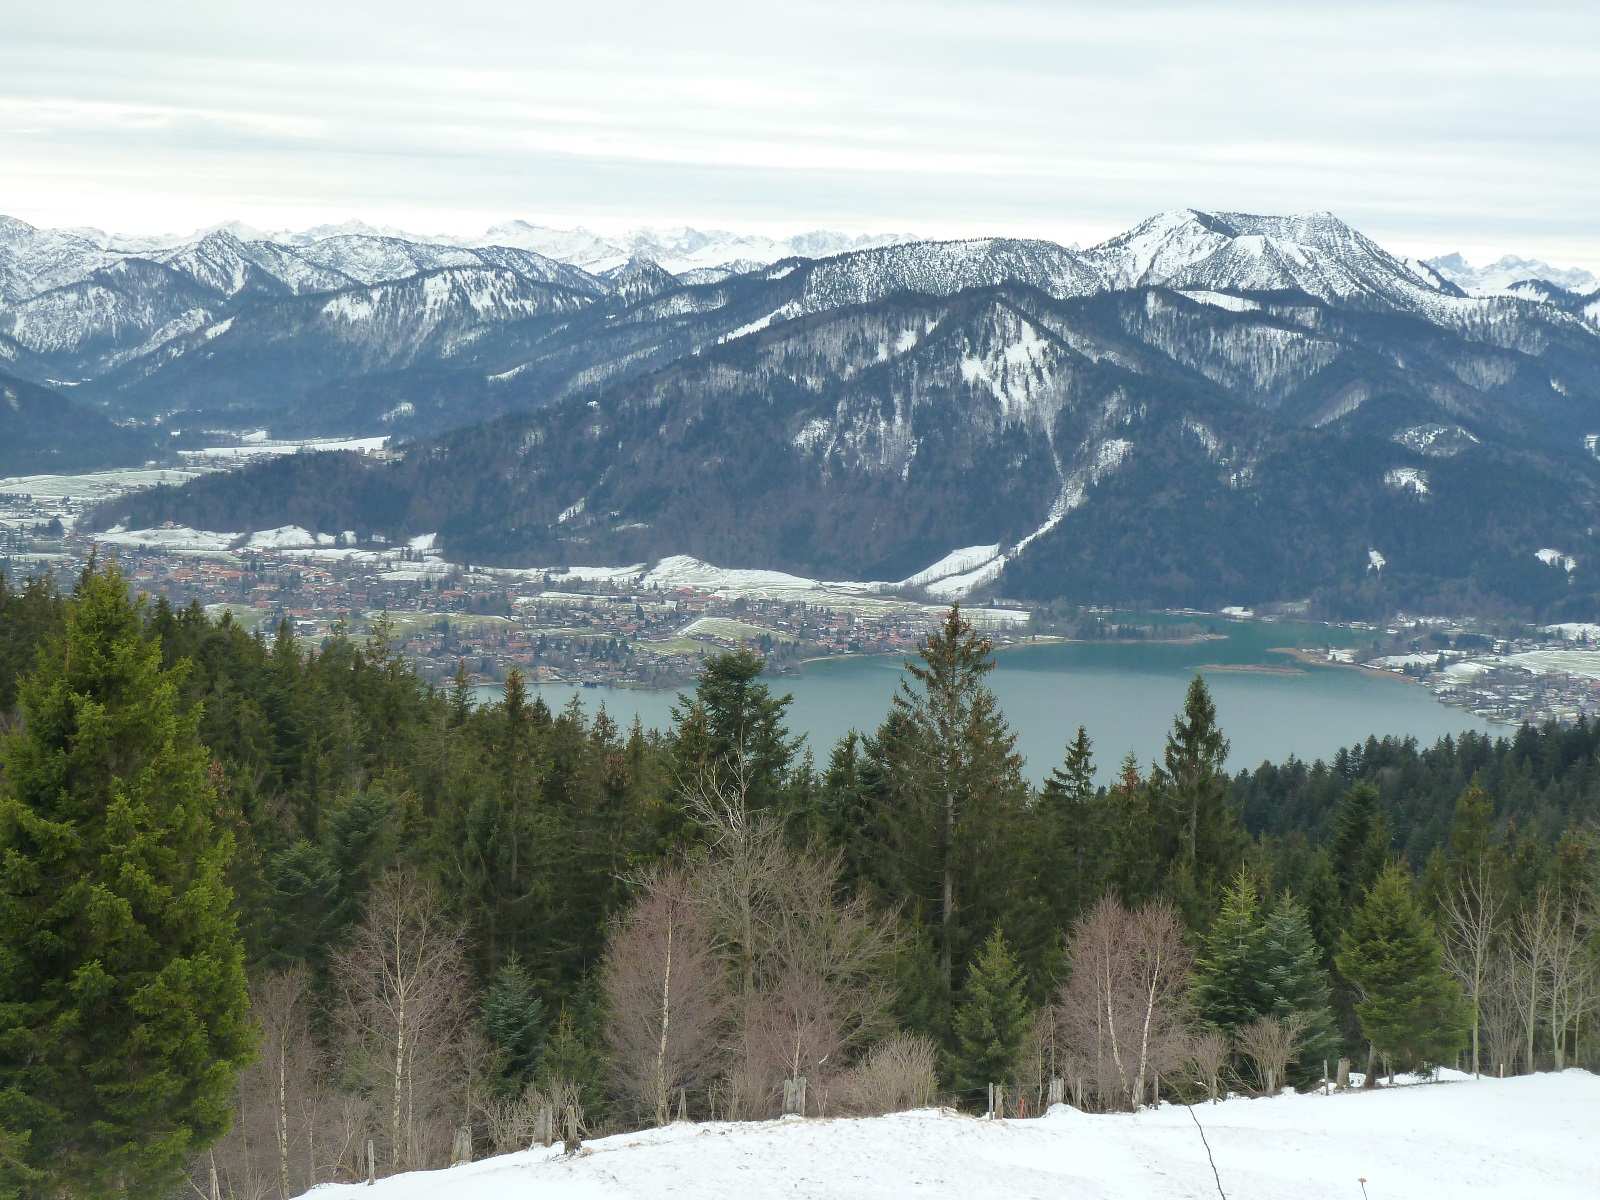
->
8, 204, 1600, 615
298, 1071, 1600, 1200
103, 242, 1600, 615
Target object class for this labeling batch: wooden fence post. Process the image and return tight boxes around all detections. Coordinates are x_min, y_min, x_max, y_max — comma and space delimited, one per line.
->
365, 1138, 376, 1186
563, 1105, 581, 1155
1047, 1076, 1064, 1107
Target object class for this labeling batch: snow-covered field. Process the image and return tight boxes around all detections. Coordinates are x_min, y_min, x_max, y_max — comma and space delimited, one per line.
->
300, 1070, 1597, 1200
178, 435, 389, 461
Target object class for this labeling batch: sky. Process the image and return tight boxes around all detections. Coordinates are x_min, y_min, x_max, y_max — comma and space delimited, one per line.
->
4, 0, 1599, 270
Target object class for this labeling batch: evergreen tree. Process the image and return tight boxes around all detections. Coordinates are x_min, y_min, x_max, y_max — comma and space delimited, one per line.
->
483, 954, 547, 1097
1037, 726, 1101, 928
1192, 871, 1273, 1031
1299, 849, 1343, 967
0, 565, 253, 1196
669, 650, 799, 817
1446, 782, 1495, 872
1259, 893, 1339, 1083
1105, 753, 1162, 904
1335, 865, 1467, 1077
538, 998, 609, 1120
950, 930, 1031, 1097
1155, 676, 1243, 924
1330, 783, 1390, 906
879, 607, 1030, 1001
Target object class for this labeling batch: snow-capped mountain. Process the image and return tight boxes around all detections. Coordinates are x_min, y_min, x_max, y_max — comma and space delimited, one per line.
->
599, 256, 679, 306
286, 234, 603, 295
454, 222, 914, 275
97, 265, 595, 425
0, 257, 219, 368
0, 216, 123, 303
105, 264, 1600, 618
14, 202, 1600, 623
1427, 251, 1598, 297
1083, 209, 1465, 313
150, 230, 357, 297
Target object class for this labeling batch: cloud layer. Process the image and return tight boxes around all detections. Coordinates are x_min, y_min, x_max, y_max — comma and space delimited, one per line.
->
5, 1, 1598, 268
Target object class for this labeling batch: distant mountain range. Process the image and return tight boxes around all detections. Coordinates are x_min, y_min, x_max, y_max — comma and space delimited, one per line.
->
37, 217, 913, 278
4, 206, 1600, 618
1426, 252, 1597, 298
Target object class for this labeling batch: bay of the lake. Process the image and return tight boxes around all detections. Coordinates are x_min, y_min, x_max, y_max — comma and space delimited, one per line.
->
478, 618, 1498, 783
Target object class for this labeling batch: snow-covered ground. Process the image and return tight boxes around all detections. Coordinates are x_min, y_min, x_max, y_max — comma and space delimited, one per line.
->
298, 1070, 1597, 1200
178, 435, 389, 461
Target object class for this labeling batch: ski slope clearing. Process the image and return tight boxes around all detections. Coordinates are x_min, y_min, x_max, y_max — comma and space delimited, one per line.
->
301, 1070, 1597, 1200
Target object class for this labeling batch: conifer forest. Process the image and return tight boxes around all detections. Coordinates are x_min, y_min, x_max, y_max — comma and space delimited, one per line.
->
0, 566, 1596, 1198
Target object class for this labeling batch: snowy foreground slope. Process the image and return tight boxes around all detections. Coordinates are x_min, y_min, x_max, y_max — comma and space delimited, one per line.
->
304, 1071, 1598, 1200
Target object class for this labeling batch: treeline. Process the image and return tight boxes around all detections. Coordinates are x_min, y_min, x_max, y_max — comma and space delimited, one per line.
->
0, 568, 1596, 1199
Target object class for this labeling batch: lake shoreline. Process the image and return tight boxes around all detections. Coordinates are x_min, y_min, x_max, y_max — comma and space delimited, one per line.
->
1268, 646, 1414, 683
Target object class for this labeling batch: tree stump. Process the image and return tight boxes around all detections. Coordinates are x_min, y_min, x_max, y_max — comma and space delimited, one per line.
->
451, 1125, 472, 1166
1336, 1057, 1351, 1090
365, 1138, 376, 1186
1047, 1076, 1064, 1106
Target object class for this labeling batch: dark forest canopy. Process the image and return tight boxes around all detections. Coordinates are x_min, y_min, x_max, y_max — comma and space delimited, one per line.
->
0, 569, 1595, 1196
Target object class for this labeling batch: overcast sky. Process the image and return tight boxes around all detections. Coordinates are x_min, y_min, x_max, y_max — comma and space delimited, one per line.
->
5, 0, 1598, 269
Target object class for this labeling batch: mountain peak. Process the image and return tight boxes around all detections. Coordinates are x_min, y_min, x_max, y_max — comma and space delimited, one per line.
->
1426, 251, 1597, 297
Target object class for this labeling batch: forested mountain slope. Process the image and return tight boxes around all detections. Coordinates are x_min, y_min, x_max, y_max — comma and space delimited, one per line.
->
103, 280, 1600, 615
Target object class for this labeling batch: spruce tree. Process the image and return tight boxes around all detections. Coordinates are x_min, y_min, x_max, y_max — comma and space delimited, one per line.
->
1260, 893, 1339, 1082
669, 650, 799, 815
0, 565, 253, 1197
951, 929, 1031, 1098
483, 954, 547, 1097
1037, 726, 1100, 928
1330, 783, 1389, 905
881, 607, 1029, 1001
1192, 871, 1272, 1031
1155, 676, 1242, 923
1335, 865, 1467, 1077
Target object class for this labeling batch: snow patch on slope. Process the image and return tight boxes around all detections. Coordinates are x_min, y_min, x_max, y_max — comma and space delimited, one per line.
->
1536, 548, 1578, 573
901, 545, 1004, 590
1384, 467, 1430, 496
1393, 424, 1478, 458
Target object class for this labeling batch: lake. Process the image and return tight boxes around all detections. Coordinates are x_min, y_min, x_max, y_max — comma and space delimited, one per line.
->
480, 618, 1499, 783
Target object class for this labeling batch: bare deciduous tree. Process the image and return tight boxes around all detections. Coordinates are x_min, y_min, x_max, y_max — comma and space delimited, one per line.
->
1440, 862, 1504, 1077
1479, 948, 1522, 1077
687, 764, 900, 1118
1545, 898, 1599, 1071
1056, 896, 1194, 1111
834, 1033, 940, 1115
601, 865, 725, 1125
332, 868, 474, 1174
1184, 1029, 1231, 1103
1512, 889, 1561, 1072
1235, 1013, 1308, 1096
257, 965, 316, 1199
